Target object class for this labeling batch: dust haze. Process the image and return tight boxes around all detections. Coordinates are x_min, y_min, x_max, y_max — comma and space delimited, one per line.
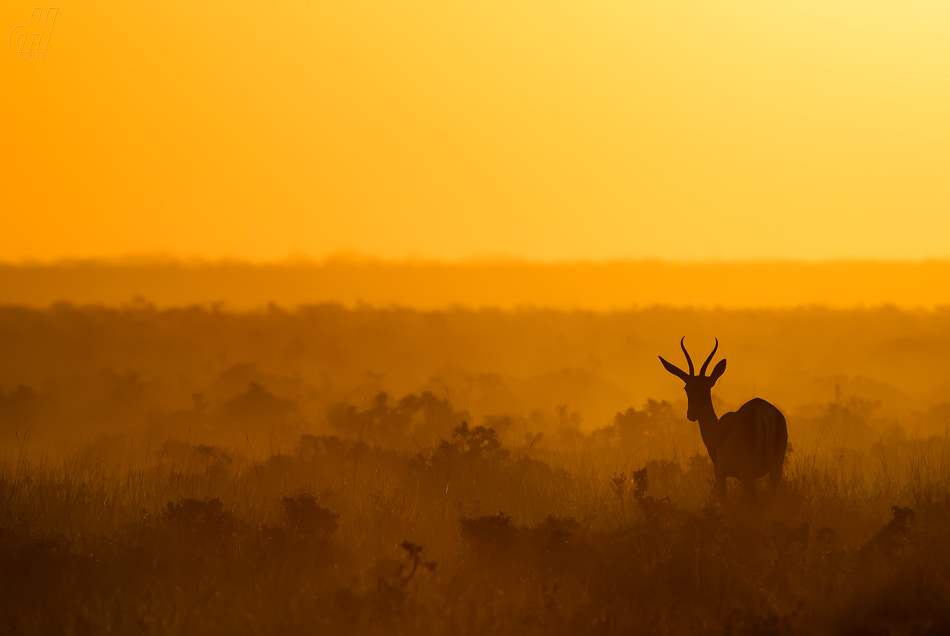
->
7, 0, 949, 630
2, 271, 949, 634
5, 259, 950, 310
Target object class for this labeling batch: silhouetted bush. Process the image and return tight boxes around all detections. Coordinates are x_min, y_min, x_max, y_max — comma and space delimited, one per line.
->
281, 492, 339, 540
327, 391, 453, 449
459, 512, 518, 553
164, 497, 236, 546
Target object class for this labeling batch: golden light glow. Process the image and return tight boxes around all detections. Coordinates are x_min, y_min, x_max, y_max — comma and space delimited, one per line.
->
2, 1, 949, 262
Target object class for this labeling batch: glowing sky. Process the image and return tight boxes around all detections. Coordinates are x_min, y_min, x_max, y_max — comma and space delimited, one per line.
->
3, 1, 949, 262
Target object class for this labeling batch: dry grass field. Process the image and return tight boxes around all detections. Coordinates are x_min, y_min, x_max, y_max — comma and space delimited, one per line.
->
1, 304, 949, 635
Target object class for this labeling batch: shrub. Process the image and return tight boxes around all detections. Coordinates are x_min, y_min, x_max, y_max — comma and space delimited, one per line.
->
280, 492, 339, 540
459, 512, 518, 553
164, 497, 236, 545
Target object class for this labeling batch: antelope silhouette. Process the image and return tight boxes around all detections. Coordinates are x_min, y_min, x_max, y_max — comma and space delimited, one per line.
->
659, 338, 787, 502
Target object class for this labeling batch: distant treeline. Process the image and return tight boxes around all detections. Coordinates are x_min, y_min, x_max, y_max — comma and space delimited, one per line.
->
1, 303, 949, 459
3, 259, 950, 309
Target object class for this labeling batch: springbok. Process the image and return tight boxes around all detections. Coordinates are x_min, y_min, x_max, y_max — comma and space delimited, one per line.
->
659, 338, 787, 502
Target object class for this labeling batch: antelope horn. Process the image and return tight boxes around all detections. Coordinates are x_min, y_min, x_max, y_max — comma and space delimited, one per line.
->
680, 337, 694, 376
700, 338, 719, 377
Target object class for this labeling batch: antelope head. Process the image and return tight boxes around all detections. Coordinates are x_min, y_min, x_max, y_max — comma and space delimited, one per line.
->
659, 338, 727, 422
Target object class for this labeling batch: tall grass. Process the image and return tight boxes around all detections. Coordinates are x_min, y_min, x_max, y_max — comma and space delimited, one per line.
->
1, 426, 949, 635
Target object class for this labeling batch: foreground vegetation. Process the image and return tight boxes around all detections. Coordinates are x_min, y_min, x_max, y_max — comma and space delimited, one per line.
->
2, 420, 949, 635
2, 303, 950, 633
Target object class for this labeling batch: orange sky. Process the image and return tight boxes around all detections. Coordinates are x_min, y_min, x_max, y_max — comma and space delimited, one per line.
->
3, 1, 950, 263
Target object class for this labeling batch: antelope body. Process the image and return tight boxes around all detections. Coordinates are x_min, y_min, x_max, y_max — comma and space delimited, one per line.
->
659, 338, 787, 501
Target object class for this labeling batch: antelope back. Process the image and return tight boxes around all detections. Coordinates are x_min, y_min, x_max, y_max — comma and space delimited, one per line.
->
722, 399, 787, 479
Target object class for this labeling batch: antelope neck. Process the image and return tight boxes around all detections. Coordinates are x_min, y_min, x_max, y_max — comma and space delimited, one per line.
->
694, 394, 729, 462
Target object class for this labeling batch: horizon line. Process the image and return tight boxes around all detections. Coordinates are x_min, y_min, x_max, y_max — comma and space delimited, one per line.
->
4, 253, 950, 268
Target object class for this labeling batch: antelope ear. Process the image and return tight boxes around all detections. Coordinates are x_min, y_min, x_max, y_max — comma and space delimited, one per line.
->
659, 356, 689, 381
708, 359, 727, 383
